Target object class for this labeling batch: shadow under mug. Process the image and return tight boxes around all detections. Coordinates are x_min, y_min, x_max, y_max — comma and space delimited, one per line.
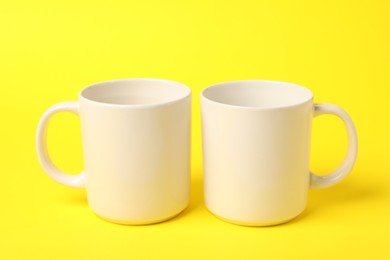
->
36, 78, 191, 224
201, 80, 358, 226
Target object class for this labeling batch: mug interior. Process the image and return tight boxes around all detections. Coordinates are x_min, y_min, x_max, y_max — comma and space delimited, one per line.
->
80, 79, 190, 106
202, 80, 313, 109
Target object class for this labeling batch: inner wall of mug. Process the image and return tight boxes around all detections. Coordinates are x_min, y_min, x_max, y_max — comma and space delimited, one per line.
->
202, 80, 313, 109
80, 79, 190, 106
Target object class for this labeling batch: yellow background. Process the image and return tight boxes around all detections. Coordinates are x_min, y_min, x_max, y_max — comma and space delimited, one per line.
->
1, 0, 389, 259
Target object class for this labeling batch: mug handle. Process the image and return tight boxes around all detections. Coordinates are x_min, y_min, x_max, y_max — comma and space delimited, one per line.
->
310, 103, 358, 189
36, 101, 86, 188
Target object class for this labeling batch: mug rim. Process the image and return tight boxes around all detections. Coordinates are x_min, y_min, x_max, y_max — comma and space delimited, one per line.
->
201, 80, 314, 110
79, 78, 191, 108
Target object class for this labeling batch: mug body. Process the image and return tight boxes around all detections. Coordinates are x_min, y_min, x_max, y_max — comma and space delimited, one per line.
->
79, 79, 191, 224
201, 80, 314, 226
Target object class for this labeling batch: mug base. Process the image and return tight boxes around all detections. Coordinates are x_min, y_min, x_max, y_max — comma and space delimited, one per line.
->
95, 210, 184, 225
209, 211, 301, 227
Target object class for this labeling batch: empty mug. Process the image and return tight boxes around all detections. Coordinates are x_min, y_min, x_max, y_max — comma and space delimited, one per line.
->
201, 80, 357, 226
36, 78, 191, 224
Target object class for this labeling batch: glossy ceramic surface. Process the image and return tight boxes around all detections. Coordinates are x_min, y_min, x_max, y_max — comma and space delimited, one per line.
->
37, 78, 191, 224
201, 80, 358, 226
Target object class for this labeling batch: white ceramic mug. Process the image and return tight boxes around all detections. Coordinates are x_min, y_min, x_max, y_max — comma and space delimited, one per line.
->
36, 78, 191, 224
201, 80, 358, 226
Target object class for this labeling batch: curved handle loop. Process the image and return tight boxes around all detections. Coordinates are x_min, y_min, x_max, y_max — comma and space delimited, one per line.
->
310, 103, 358, 189
36, 101, 85, 188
